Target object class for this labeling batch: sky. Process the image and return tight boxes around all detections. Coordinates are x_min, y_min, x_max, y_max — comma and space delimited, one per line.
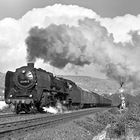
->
0, 0, 140, 20
0, 0, 140, 81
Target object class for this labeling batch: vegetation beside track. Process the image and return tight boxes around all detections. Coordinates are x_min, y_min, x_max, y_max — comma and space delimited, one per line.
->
74, 108, 116, 137
89, 103, 140, 139
105, 103, 140, 139
73, 104, 140, 139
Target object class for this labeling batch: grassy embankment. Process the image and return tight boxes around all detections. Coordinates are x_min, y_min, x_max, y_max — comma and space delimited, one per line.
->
74, 103, 140, 139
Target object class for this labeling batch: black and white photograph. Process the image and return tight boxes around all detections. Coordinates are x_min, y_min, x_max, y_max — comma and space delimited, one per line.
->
0, 0, 140, 139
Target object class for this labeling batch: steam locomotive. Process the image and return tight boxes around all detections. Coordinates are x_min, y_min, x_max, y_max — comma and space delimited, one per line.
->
4, 63, 112, 114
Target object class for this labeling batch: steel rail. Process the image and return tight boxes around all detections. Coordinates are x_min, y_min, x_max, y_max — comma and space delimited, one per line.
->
0, 112, 38, 119
0, 113, 17, 118
0, 112, 52, 119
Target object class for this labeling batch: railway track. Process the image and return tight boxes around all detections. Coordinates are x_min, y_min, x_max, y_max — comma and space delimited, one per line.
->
0, 112, 55, 124
0, 107, 110, 138
0, 112, 41, 120
0, 113, 17, 118
0, 112, 41, 119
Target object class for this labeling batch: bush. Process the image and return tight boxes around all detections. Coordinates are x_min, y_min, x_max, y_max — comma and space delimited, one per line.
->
95, 111, 117, 125
108, 107, 120, 115
108, 121, 126, 138
108, 103, 140, 138
107, 114, 127, 138
74, 120, 103, 135
75, 104, 140, 139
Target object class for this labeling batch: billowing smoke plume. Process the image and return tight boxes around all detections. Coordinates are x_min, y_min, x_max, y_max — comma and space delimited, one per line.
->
26, 18, 113, 68
26, 18, 140, 88
26, 23, 90, 68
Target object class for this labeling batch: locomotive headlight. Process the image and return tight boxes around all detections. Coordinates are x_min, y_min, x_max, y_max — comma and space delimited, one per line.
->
9, 95, 12, 97
22, 70, 26, 74
29, 94, 32, 97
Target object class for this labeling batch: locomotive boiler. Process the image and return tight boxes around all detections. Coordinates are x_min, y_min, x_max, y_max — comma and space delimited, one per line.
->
4, 63, 112, 114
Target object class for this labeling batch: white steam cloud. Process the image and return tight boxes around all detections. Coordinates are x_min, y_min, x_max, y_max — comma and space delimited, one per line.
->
0, 4, 140, 88
0, 101, 8, 110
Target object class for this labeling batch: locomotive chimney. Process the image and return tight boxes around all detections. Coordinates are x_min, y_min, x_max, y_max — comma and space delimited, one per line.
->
27, 63, 34, 68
